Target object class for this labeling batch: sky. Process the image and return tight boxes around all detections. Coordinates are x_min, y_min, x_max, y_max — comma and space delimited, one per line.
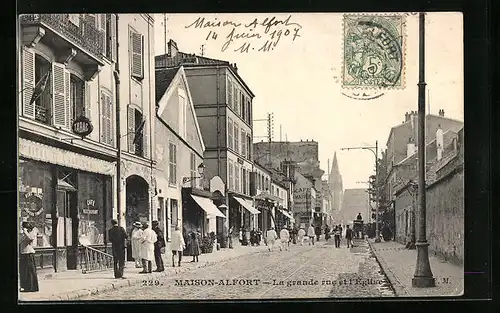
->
153, 12, 463, 190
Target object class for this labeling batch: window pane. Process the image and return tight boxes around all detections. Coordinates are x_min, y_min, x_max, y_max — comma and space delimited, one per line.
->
171, 199, 178, 227
77, 172, 106, 245
19, 160, 54, 248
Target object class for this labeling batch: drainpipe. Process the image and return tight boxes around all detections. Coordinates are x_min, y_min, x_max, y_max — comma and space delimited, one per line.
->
114, 14, 122, 228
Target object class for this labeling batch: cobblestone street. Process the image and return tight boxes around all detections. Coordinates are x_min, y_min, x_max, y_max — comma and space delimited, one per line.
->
80, 239, 395, 300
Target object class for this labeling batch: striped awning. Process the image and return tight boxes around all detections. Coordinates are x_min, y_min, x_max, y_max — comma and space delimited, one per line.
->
191, 195, 226, 218
233, 196, 260, 215
278, 209, 295, 223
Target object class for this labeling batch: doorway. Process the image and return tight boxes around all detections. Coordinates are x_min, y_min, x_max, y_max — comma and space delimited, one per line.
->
56, 189, 78, 270
125, 175, 149, 261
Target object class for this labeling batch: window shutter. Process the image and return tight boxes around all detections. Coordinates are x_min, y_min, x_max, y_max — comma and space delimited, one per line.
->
100, 92, 110, 145
127, 106, 135, 153
107, 94, 114, 146
52, 63, 66, 128
98, 14, 107, 56
22, 47, 35, 119
109, 14, 117, 62
130, 31, 143, 79
143, 120, 149, 159
64, 71, 71, 129
84, 81, 91, 119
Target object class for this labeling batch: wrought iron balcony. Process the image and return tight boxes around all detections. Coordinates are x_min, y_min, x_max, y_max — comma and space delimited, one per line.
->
20, 14, 105, 62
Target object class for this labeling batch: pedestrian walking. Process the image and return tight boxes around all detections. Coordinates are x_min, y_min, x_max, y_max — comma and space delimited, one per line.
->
19, 221, 39, 292
190, 229, 201, 262
152, 221, 165, 272
307, 224, 315, 245
256, 228, 262, 245
228, 226, 234, 249
333, 225, 340, 248
139, 222, 157, 274
131, 221, 143, 268
346, 225, 354, 248
279, 228, 290, 251
315, 225, 322, 242
238, 228, 243, 244
171, 226, 185, 267
324, 225, 331, 241
291, 226, 298, 244
297, 227, 306, 245
108, 219, 127, 279
266, 227, 278, 251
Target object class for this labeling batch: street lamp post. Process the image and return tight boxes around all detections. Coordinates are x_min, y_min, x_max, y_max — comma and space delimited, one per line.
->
412, 12, 435, 288
341, 140, 380, 242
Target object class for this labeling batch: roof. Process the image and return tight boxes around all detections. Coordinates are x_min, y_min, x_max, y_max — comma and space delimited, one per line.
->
386, 114, 464, 147
395, 126, 462, 167
155, 52, 255, 97
155, 67, 180, 104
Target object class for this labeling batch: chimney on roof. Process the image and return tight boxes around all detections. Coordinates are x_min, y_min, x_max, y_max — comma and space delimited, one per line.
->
405, 112, 410, 122
438, 109, 445, 117
233, 63, 238, 72
436, 124, 444, 161
168, 40, 178, 57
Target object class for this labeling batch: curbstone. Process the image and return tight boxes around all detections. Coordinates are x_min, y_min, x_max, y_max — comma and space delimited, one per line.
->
367, 241, 409, 297
43, 248, 262, 301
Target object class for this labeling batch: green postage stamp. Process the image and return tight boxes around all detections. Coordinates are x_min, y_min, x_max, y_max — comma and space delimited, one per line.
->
342, 14, 405, 89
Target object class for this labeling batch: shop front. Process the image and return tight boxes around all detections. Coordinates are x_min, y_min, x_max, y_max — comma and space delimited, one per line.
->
276, 207, 295, 229
182, 187, 225, 239
18, 140, 114, 273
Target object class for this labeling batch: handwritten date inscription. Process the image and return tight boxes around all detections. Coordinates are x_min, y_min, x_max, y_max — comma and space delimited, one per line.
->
185, 15, 302, 53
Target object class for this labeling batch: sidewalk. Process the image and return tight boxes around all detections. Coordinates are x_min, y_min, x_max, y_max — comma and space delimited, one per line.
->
368, 240, 464, 297
19, 245, 268, 302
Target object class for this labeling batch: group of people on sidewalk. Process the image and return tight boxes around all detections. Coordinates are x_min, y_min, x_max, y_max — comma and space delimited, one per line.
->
108, 220, 204, 279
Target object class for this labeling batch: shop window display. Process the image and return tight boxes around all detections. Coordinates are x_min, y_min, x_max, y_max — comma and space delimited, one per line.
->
18, 160, 54, 248
77, 172, 107, 246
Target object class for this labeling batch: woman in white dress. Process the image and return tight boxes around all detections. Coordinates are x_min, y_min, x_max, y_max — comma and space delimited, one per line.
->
131, 222, 143, 268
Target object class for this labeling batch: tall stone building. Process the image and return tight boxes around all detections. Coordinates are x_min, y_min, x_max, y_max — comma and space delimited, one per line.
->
328, 152, 343, 221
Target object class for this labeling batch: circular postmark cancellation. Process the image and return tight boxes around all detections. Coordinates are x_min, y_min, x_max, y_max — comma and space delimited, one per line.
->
341, 14, 405, 99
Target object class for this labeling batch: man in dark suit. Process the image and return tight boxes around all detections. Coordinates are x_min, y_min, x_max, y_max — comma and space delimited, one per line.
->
152, 220, 165, 272
108, 219, 128, 279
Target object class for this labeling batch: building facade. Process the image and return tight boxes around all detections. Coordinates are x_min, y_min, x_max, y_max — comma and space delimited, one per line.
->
155, 65, 215, 247
293, 171, 316, 228
18, 13, 156, 271
155, 41, 257, 239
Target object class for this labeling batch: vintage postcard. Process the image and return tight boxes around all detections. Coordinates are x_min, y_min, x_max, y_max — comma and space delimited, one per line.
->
17, 12, 464, 301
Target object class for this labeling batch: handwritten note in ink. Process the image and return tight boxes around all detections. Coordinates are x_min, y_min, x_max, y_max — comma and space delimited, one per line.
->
185, 15, 303, 53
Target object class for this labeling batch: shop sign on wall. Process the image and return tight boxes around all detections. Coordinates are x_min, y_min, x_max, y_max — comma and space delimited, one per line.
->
82, 199, 98, 215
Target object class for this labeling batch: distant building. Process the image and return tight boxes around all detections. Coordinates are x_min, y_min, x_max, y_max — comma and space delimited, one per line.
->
340, 189, 370, 224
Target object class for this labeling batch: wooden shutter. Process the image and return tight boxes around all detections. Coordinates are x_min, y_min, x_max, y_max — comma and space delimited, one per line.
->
22, 47, 35, 119
109, 14, 117, 62
127, 106, 135, 153
52, 63, 67, 128
107, 94, 114, 146
64, 71, 71, 128
143, 120, 149, 159
100, 93, 113, 146
84, 81, 91, 119
98, 14, 107, 56
130, 30, 143, 79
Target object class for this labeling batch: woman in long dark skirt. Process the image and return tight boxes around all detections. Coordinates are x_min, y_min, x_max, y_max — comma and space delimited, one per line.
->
19, 222, 39, 292
190, 230, 201, 262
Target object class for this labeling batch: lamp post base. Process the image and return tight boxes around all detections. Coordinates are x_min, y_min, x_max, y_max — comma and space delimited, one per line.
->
412, 241, 436, 287
374, 230, 381, 243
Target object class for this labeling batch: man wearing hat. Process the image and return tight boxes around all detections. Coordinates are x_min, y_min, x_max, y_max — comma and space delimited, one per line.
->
108, 219, 128, 279
131, 221, 143, 268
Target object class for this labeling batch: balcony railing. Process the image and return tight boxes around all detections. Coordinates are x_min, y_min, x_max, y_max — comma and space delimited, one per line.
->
20, 14, 105, 59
